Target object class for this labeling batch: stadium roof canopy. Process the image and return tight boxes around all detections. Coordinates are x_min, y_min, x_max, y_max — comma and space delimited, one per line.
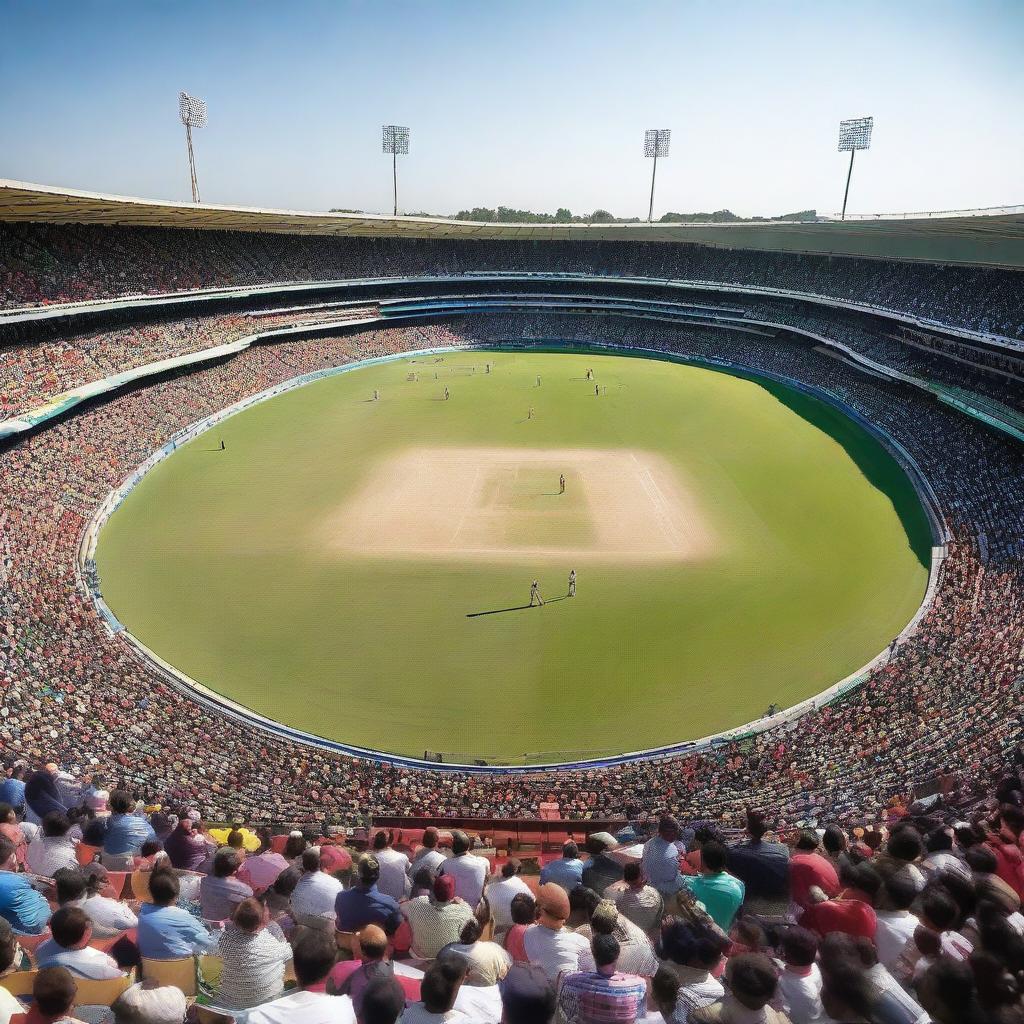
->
2, 180, 1023, 268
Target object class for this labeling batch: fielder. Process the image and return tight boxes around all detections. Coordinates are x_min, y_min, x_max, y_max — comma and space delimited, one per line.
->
530, 580, 544, 607
595, 384, 600, 397
559, 473, 566, 494
568, 569, 576, 598
444, 386, 450, 401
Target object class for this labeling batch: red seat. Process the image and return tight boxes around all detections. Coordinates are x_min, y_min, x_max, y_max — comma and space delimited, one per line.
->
270, 834, 289, 855
76, 843, 99, 867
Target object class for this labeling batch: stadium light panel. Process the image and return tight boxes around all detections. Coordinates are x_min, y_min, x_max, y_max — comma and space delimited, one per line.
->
382, 125, 410, 155
644, 129, 671, 159
838, 116, 873, 152
178, 92, 208, 129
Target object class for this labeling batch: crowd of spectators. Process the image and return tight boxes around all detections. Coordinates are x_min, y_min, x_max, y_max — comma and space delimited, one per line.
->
4, 790, 1024, 1021
0, 312, 1021, 839
2, 222, 1023, 340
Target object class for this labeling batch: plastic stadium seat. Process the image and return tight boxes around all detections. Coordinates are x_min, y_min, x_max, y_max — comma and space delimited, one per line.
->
198, 953, 224, 989
73, 974, 133, 1007
141, 956, 197, 997
0, 969, 38, 997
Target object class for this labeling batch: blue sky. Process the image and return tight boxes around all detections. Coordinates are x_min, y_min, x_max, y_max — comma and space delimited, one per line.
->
2, 0, 1021, 217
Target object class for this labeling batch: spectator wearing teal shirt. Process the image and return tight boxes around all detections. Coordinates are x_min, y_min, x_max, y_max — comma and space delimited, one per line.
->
0, 834, 51, 935
682, 840, 745, 931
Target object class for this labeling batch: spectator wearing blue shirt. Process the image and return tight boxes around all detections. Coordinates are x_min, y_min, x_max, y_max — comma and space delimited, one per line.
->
0, 834, 51, 935
540, 842, 585, 893
0, 767, 27, 815
641, 815, 687, 898
335, 855, 402, 935
101, 791, 156, 870
138, 867, 218, 959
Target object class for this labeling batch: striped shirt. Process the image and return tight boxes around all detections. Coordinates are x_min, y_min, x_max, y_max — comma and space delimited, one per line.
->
557, 967, 647, 1023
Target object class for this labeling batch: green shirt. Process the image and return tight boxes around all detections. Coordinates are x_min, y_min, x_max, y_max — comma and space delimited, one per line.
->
682, 871, 745, 930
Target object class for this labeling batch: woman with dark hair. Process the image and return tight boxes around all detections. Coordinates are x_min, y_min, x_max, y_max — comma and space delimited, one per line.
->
503, 892, 535, 965
283, 832, 308, 864
263, 866, 301, 930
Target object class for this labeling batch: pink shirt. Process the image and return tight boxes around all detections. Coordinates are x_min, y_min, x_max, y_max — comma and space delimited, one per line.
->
238, 852, 290, 894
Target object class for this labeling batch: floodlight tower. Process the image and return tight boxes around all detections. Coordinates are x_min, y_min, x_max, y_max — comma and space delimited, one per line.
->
837, 116, 873, 220
178, 92, 208, 204
382, 125, 410, 217
644, 129, 671, 223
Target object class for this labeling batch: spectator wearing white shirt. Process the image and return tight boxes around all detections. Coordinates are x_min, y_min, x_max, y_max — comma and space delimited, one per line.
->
772, 926, 825, 1024
522, 883, 590, 982
36, 906, 124, 980
26, 812, 79, 878
485, 859, 532, 934
54, 867, 137, 940
246, 928, 356, 1024
291, 848, 344, 933
874, 874, 921, 971
407, 827, 447, 886
371, 830, 411, 901
439, 831, 489, 909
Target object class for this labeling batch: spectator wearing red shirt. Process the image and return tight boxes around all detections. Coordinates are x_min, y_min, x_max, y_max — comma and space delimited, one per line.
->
503, 892, 536, 965
789, 830, 841, 910
987, 807, 1024, 900
800, 863, 880, 941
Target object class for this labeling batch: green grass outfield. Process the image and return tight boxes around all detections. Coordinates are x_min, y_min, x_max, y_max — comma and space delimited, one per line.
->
96, 348, 931, 762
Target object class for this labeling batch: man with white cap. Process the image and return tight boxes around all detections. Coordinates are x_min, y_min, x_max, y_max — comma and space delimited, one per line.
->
523, 883, 591, 981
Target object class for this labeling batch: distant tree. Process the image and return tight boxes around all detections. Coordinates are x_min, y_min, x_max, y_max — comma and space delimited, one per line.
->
588, 209, 616, 223
554, 207, 573, 223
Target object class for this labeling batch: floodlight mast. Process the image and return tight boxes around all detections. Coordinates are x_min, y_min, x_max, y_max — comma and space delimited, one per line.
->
644, 129, 671, 223
837, 116, 873, 220
382, 125, 410, 216
178, 92, 208, 204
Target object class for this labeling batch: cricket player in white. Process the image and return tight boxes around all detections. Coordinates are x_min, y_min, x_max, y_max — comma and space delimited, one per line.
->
530, 580, 544, 607
568, 570, 576, 598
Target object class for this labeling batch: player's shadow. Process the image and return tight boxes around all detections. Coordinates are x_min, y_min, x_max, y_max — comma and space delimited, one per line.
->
466, 605, 533, 618
466, 596, 570, 617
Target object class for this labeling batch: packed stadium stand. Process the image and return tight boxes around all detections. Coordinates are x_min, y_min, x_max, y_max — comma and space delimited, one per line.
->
1, 183, 1023, 1022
